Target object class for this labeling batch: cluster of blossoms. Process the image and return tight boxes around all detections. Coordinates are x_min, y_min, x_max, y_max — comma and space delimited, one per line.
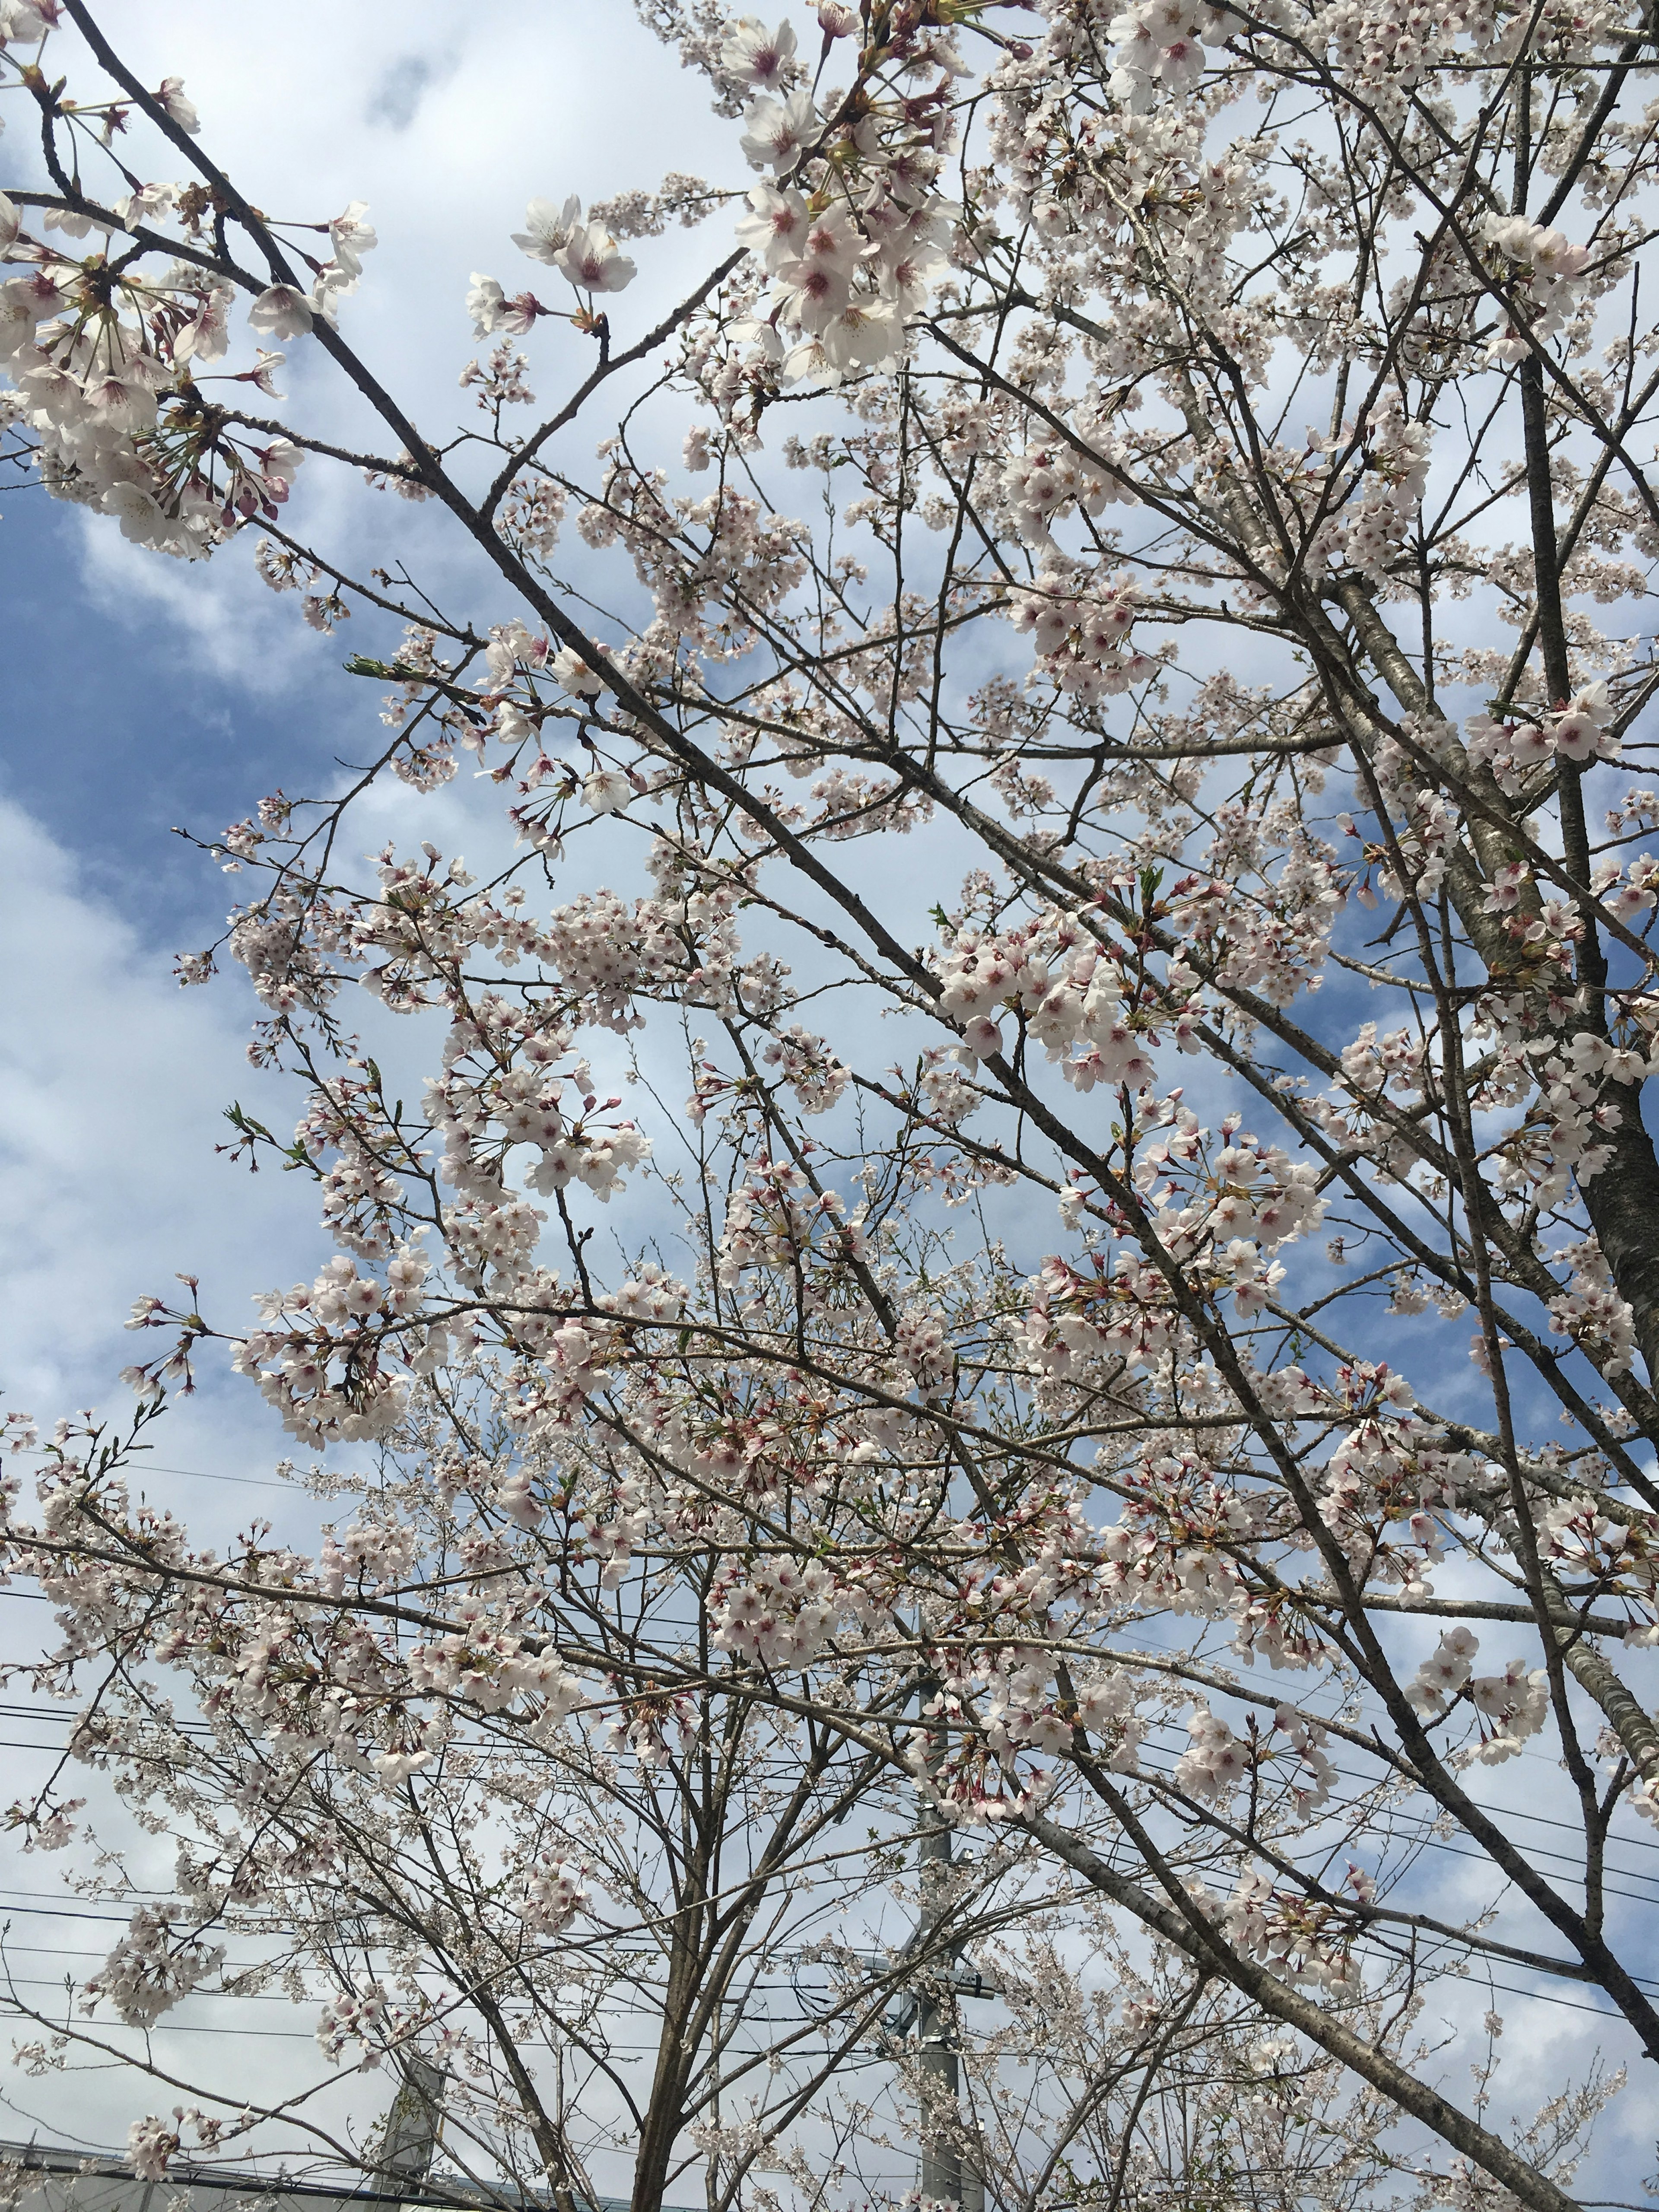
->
468, 194, 638, 341
734, 179, 950, 379
1014, 1117, 1328, 1392
1220, 1871, 1362, 1995
404, 1628, 588, 1717
1539, 1491, 1659, 1624
218, 1246, 433, 1445
127, 2118, 183, 2184
1508, 1034, 1649, 1197
81, 1908, 226, 2031
1483, 213, 1594, 362
715, 1152, 867, 1305
1105, 0, 1243, 109
1466, 683, 1622, 792
709, 1557, 839, 1664
518, 1855, 592, 1933
594, 1681, 700, 1767
719, 10, 966, 383
995, 431, 1138, 543
1173, 1705, 1253, 1801
1325, 994, 1659, 1216
315, 1983, 389, 2061
1016, 1252, 1184, 1385
1316, 1373, 1497, 1586
1009, 570, 1157, 703
931, 908, 1165, 1075
1306, 395, 1433, 582
0, 175, 373, 552
1092, 1458, 1260, 1625
1136, 1124, 1327, 1265
1405, 1628, 1550, 1762
427, 1019, 652, 1210
757, 1022, 852, 1115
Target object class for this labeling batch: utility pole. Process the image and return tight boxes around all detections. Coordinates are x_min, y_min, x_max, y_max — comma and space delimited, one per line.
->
904, 1681, 985, 2212
378, 2054, 448, 2193
915, 1806, 983, 2212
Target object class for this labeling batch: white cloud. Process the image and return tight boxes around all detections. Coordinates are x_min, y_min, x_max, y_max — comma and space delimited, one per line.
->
0, 797, 322, 1475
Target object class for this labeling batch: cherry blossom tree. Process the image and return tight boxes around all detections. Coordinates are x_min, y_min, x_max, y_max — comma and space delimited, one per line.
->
1, 1373, 968, 2212
4, 0, 1659, 2206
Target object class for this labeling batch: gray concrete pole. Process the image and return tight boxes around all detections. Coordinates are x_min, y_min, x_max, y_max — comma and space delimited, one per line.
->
379, 2054, 447, 2190
913, 1786, 983, 2212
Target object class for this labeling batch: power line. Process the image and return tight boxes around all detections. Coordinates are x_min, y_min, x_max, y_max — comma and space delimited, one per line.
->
0, 1991, 666, 2049
0, 1975, 1634, 2042
0, 1903, 146, 1926
0, 1928, 1648, 2042
1425, 1978, 1637, 2024
1125, 1734, 1659, 1898
129, 1464, 302, 1494
2, 1754, 1657, 1913
7, 1649, 1659, 1920
6, 1696, 1656, 1874
3, 1739, 1658, 1907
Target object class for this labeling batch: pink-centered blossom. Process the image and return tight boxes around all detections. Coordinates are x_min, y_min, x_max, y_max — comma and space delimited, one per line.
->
738, 89, 819, 173
554, 223, 636, 294
720, 15, 798, 89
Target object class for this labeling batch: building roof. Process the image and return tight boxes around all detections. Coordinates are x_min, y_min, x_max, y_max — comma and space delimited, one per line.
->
0, 2143, 690, 2212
